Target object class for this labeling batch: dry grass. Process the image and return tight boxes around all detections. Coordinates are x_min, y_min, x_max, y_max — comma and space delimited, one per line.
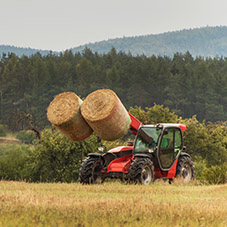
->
0, 181, 226, 226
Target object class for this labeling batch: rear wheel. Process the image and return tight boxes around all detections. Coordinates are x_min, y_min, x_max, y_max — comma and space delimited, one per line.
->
128, 158, 154, 185
176, 156, 194, 182
79, 156, 103, 184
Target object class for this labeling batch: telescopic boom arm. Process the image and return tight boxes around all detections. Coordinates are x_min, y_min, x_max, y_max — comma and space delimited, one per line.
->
128, 113, 142, 136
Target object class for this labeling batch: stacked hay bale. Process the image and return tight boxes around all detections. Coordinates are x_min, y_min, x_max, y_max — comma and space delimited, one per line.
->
81, 89, 131, 141
47, 92, 93, 141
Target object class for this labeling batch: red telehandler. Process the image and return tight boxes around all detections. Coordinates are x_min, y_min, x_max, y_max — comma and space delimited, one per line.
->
79, 113, 194, 185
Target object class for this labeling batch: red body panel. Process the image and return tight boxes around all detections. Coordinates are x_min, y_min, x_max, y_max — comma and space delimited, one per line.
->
103, 154, 133, 173
154, 168, 168, 178
103, 144, 179, 179
167, 159, 178, 178
107, 146, 133, 153
102, 146, 133, 173
154, 159, 178, 179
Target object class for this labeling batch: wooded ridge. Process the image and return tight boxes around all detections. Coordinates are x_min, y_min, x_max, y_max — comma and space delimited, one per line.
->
72, 26, 227, 57
1, 26, 227, 58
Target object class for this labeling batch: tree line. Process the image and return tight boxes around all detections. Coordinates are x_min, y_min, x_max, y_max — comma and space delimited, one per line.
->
0, 48, 227, 132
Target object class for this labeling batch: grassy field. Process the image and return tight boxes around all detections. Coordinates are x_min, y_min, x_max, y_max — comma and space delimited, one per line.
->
0, 181, 226, 227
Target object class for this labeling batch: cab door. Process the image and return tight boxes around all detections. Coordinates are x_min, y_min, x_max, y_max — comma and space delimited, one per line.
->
158, 127, 183, 170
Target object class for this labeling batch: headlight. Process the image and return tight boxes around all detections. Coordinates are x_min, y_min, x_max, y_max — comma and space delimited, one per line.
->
98, 147, 104, 152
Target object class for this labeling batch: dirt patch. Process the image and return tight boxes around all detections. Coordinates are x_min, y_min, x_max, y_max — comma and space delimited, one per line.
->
0, 137, 20, 144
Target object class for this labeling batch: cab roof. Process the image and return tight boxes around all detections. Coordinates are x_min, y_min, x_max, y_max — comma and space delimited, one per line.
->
141, 123, 187, 132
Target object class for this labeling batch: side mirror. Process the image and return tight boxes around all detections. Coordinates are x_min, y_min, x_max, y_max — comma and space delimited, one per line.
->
97, 136, 101, 143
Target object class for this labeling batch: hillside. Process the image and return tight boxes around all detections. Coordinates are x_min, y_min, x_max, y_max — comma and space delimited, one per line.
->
0, 45, 54, 57
72, 26, 227, 57
1, 27, 227, 58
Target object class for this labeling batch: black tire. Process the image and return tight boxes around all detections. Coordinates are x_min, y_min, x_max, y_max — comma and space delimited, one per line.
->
79, 156, 103, 184
176, 156, 194, 182
128, 158, 154, 185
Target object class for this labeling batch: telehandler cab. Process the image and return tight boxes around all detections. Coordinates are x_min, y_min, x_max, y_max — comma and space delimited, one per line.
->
79, 113, 194, 185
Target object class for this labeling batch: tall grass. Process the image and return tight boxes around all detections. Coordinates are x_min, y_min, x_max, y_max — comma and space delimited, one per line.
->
0, 181, 226, 226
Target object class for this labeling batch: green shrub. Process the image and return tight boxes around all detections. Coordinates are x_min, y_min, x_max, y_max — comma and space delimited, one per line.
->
129, 104, 178, 124
0, 144, 31, 180
16, 130, 36, 144
194, 160, 208, 180
0, 124, 7, 137
200, 163, 227, 184
180, 117, 227, 167
23, 128, 100, 182
0, 128, 100, 182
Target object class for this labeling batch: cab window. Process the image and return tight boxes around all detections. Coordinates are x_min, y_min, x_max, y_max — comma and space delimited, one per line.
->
134, 127, 161, 153
158, 128, 182, 169
175, 129, 182, 148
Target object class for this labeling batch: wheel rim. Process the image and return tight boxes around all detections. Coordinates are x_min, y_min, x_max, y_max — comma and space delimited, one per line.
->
181, 163, 192, 182
141, 166, 152, 185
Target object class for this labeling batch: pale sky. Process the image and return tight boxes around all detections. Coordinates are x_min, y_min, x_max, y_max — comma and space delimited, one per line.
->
0, 0, 227, 51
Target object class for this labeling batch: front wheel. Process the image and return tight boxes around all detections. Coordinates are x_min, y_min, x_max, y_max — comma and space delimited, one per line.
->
176, 156, 194, 182
79, 156, 103, 184
128, 158, 154, 185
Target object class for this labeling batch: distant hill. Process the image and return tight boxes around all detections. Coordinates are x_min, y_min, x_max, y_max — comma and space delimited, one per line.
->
71, 26, 227, 58
0, 45, 54, 57
1, 26, 227, 58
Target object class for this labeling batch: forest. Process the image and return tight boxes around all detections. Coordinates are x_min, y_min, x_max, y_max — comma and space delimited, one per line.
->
0, 48, 226, 132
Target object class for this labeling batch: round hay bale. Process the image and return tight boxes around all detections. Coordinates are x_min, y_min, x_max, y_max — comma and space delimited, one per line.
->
81, 89, 131, 141
47, 92, 93, 141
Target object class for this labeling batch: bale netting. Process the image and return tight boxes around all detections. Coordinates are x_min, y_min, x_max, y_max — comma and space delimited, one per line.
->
47, 92, 93, 141
81, 89, 131, 141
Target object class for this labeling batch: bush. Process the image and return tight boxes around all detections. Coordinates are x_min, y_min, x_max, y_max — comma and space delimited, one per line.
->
200, 163, 227, 184
23, 128, 100, 182
129, 104, 178, 124
0, 128, 100, 182
180, 117, 227, 166
0, 144, 31, 180
194, 160, 207, 180
0, 124, 7, 137
16, 130, 36, 144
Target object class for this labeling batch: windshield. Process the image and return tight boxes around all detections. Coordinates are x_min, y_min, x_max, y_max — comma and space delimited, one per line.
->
134, 127, 162, 153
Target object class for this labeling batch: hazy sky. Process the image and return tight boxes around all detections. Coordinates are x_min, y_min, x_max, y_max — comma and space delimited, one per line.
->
1, 0, 227, 51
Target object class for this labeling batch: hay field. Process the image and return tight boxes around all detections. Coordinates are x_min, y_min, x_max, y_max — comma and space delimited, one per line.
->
0, 181, 226, 226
